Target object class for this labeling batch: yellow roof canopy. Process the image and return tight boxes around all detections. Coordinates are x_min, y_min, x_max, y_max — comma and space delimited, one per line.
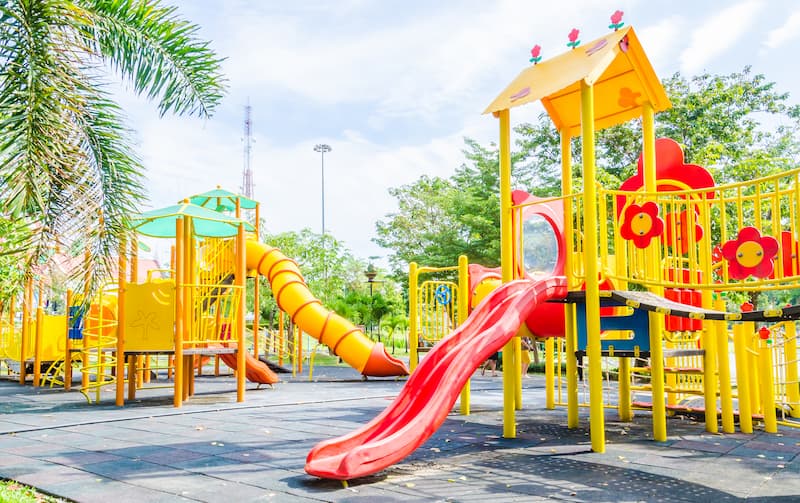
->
483, 27, 670, 137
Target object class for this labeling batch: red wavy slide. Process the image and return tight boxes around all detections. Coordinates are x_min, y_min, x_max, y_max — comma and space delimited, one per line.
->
305, 276, 567, 480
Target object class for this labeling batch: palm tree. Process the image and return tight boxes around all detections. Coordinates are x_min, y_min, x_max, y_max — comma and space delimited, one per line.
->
0, 0, 226, 298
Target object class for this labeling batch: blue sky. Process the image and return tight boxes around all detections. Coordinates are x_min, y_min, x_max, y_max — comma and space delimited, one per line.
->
117, 0, 800, 267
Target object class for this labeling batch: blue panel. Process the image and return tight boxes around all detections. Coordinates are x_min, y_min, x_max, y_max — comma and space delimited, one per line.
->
68, 306, 84, 340
575, 298, 650, 352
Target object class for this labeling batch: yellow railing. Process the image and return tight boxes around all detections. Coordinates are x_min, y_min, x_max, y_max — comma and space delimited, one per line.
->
511, 167, 800, 295
602, 167, 800, 291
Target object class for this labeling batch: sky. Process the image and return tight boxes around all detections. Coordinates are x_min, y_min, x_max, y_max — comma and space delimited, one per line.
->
116, 0, 800, 269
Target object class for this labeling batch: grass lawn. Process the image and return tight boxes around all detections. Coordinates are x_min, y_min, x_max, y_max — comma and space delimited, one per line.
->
0, 480, 68, 502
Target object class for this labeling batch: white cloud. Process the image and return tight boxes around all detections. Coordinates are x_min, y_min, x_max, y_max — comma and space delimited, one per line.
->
679, 1, 762, 75
763, 11, 800, 49
636, 15, 684, 76
215, 0, 623, 125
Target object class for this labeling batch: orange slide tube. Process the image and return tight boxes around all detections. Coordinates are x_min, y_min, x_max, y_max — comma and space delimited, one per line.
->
245, 241, 408, 377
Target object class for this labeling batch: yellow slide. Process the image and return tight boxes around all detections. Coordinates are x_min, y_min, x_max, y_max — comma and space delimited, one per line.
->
245, 241, 408, 377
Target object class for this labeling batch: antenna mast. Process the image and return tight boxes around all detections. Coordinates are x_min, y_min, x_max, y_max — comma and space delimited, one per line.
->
241, 102, 254, 199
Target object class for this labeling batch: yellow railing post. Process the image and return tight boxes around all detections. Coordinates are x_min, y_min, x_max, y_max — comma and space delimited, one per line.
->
745, 321, 761, 415
65, 289, 73, 391
408, 262, 419, 372
758, 330, 777, 433
116, 241, 127, 406
714, 298, 735, 433
619, 356, 633, 421
702, 315, 718, 433
733, 323, 753, 433
20, 277, 32, 384
545, 336, 555, 409
785, 321, 799, 418
458, 255, 470, 415
33, 304, 43, 387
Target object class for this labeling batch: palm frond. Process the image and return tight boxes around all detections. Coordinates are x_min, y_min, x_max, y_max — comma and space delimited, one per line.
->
81, 0, 227, 117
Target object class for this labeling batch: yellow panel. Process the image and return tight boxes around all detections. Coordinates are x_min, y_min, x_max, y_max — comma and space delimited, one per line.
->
124, 281, 176, 351
40, 314, 67, 361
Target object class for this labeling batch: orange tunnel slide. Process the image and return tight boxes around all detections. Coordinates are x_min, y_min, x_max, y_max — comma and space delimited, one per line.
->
245, 241, 408, 377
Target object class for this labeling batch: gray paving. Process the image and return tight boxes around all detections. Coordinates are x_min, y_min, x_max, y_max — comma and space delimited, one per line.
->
0, 366, 798, 502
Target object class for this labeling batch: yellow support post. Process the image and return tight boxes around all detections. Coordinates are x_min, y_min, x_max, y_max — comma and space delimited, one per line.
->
580, 80, 605, 452
498, 108, 516, 438
173, 217, 184, 408
702, 315, 718, 433
33, 304, 43, 387
65, 289, 73, 391
81, 249, 91, 391
714, 298, 735, 433
34, 281, 44, 385
545, 336, 555, 409
745, 321, 760, 415
619, 357, 633, 421
236, 223, 247, 403
20, 277, 32, 384
785, 321, 799, 418
560, 129, 579, 429
253, 203, 261, 358
458, 255, 470, 415
513, 335, 522, 410
642, 102, 667, 442
409, 262, 419, 372
116, 241, 127, 406
733, 324, 753, 433
758, 334, 777, 433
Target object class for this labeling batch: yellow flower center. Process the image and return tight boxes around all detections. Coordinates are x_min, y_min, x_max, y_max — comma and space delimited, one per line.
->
736, 240, 764, 268
630, 212, 652, 236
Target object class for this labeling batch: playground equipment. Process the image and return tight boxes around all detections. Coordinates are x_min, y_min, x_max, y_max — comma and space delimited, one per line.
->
1, 185, 407, 406
306, 17, 800, 480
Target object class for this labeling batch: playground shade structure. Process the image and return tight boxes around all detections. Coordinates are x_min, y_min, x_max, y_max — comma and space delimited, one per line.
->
245, 240, 409, 377
305, 276, 566, 480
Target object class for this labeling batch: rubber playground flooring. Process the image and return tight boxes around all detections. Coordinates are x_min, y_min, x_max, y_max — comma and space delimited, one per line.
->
0, 366, 798, 502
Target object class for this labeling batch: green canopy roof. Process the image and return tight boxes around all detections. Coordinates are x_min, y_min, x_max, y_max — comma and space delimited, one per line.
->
131, 201, 255, 238
188, 187, 258, 211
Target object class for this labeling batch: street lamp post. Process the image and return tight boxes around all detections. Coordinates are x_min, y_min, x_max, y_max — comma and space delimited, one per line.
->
364, 261, 383, 342
314, 144, 331, 288
314, 144, 331, 237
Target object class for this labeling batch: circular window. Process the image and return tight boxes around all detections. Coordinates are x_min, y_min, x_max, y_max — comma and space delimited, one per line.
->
522, 214, 558, 276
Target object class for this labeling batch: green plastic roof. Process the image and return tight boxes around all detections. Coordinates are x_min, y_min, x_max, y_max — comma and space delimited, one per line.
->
188, 187, 258, 211
131, 202, 255, 238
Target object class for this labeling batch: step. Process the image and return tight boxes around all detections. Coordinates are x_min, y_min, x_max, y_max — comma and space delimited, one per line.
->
631, 366, 704, 375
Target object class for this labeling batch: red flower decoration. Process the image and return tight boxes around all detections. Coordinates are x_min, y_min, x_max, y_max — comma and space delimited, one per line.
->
663, 210, 703, 255
529, 44, 542, 64
721, 227, 779, 280
609, 10, 625, 30
567, 29, 580, 48
620, 202, 664, 249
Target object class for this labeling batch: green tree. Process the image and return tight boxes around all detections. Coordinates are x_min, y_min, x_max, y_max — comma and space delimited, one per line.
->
0, 0, 226, 300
